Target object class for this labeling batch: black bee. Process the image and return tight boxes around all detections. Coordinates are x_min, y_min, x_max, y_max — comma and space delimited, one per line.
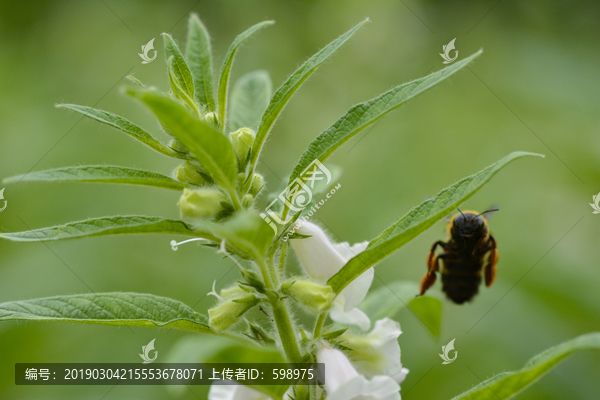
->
420, 209, 499, 304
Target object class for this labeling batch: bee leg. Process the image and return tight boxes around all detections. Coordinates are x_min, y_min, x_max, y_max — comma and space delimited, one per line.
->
420, 241, 446, 295
484, 235, 498, 287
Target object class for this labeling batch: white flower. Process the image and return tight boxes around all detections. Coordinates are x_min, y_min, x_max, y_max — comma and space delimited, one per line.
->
317, 342, 401, 400
208, 384, 292, 400
341, 318, 404, 378
290, 221, 374, 330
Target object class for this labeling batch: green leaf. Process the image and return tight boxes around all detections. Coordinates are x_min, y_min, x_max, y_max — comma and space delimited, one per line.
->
4, 165, 186, 190
207, 211, 275, 259
208, 344, 289, 400
358, 281, 418, 322
217, 20, 274, 130
452, 333, 600, 400
250, 19, 368, 167
229, 70, 272, 132
56, 104, 185, 159
127, 89, 238, 194
168, 56, 200, 114
126, 75, 146, 88
0, 293, 213, 334
408, 296, 441, 336
328, 151, 544, 294
185, 13, 216, 110
0, 216, 209, 242
162, 33, 195, 102
288, 51, 482, 185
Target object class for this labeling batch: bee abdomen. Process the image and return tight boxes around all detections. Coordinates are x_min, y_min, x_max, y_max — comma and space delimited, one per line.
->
441, 271, 481, 304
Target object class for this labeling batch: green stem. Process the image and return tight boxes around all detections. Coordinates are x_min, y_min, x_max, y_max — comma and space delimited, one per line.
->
257, 257, 301, 363
278, 242, 288, 276
227, 186, 242, 211
313, 313, 326, 338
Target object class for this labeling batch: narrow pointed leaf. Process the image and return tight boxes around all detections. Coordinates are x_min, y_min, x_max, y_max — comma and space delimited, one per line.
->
168, 56, 200, 114
251, 19, 368, 166
217, 20, 274, 130
186, 13, 216, 110
328, 152, 544, 294
0, 293, 213, 334
229, 70, 272, 132
163, 33, 195, 101
289, 50, 482, 185
452, 333, 600, 400
126, 75, 146, 88
0, 216, 211, 242
56, 104, 185, 159
4, 165, 186, 190
127, 89, 237, 191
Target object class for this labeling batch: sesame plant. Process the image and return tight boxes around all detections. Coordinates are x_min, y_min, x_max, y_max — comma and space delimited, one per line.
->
2, 13, 599, 400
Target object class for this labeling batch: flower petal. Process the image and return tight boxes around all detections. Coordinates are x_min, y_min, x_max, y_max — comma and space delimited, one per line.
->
332, 240, 369, 262
392, 368, 409, 385
208, 384, 273, 400
325, 375, 401, 400
339, 267, 374, 311
330, 300, 371, 331
290, 221, 345, 280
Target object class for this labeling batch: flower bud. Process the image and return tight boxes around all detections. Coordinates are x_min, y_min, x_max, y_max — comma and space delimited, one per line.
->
242, 194, 254, 208
231, 128, 255, 167
249, 173, 265, 196
208, 294, 260, 331
220, 285, 246, 298
168, 139, 188, 153
281, 279, 334, 313
178, 188, 227, 220
173, 161, 210, 186
203, 111, 218, 126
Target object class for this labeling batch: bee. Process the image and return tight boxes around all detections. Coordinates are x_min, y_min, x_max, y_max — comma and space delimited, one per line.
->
419, 209, 499, 304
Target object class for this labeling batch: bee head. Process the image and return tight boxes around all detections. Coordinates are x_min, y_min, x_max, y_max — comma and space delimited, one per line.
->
452, 210, 487, 245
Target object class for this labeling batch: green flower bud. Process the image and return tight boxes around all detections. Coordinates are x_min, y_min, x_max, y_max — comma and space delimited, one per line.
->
220, 285, 246, 299
168, 139, 188, 153
281, 279, 334, 313
231, 128, 255, 167
173, 161, 209, 186
242, 194, 254, 208
249, 173, 265, 196
203, 111, 218, 126
208, 294, 260, 331
178, 188, 227, 220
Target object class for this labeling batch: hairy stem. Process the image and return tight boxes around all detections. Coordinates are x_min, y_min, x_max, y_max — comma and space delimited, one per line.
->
313, 313, 326, 338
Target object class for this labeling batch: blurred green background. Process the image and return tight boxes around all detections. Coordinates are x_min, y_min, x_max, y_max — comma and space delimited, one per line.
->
1, 0, 599, 399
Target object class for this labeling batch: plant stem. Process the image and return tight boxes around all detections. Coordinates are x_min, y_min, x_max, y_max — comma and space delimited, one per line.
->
227, 187, 242, 210
278, 242, 288, 276
257, 257, 302, 363
313, 312, 326, 338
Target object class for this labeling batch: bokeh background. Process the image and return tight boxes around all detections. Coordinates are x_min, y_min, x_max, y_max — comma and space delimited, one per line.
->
1, 0, 599, 399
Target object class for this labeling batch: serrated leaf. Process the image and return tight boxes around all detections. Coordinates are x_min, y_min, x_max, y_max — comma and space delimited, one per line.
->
56, 104, 185, 159
127, 89, 238, 194
185, 13, 216, 110
4, 165, 186, 190
163, 33, 195, 102
0, 216, 209, 242
217, 20, 274, 130
288, 51, 482, 186
250, 19, 368, 167
229, 70, 272, 132
452, 333, 600, 400
328, 152, 544, 294
0, 293, 213, 333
